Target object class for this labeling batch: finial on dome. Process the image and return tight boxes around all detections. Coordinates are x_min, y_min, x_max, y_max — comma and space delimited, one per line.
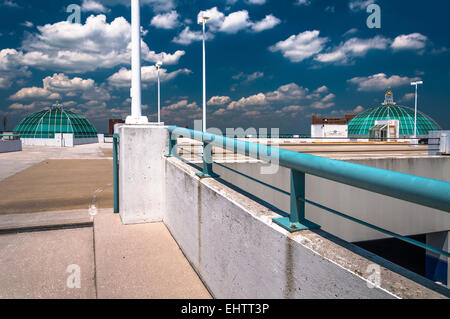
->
383, 88, 395, 105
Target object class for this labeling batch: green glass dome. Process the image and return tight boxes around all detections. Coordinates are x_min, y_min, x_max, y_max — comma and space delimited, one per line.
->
14, 106, 97, 138
348, 90, 441, 137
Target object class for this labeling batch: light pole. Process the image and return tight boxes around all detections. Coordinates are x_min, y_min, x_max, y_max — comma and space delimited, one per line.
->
126, 0, 148, 124
198, 15, 209, 132
156, 61, 162, 123
410, 81, 423, 139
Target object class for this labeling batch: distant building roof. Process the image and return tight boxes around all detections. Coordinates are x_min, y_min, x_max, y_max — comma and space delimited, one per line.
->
312, 114, 356, 125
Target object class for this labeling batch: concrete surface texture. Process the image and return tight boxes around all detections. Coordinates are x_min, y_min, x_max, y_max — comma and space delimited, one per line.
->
0, 159, 113, 214
94, 211, 211, 298
164, 157, 447, 299
0, 227, 96, 298
0, 209, 211, 299
119, 124, 168, 224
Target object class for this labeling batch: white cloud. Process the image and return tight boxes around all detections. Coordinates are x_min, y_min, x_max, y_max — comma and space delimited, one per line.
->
295, 0, 311, 6
251, 14, 281, 32
17, 14, 184, 73
354, 105, 364, 113
391, 33, 428, 51
349, 0, 375, 12
1, 0, 19, 8
348, 73, 420, 91
9, 102, 36, 110
220, 10, 252, 34
172, 27, 206, 45
21, 21, 34, 28
10, 87, 61, 101
107, 66, 191, 88
208, 96, 231, 106
81, 0, 109, 13
173, 7, 280, 44
232, 71, 264, 83
400, 93, 415, 102
10, 73, 111, 102
269, 30, 328, 62
315, 36, 390, 64
150, 10, 180, 29
0, 49, 31, 88
247, 0, 266, 4
99, 0, 175, 12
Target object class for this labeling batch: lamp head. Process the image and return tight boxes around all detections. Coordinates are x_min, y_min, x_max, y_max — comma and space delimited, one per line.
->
156, 61, 163, 68
198, 15, 210, 24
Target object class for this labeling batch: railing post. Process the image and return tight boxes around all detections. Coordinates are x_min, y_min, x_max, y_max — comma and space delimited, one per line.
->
273, 169, 320, 232
113, 134, 119, 214
165, 130, 176, 157
196, 135, 219, 178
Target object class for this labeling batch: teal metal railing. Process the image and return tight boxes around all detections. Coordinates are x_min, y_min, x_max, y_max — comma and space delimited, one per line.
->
113, 134, 119, 214
167, 126, 450, 259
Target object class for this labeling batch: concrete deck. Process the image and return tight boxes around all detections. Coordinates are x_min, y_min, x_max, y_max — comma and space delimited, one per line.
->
0, 209, 211, 299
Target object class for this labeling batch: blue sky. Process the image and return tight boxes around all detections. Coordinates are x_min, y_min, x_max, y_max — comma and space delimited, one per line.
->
0, 0, 449, 134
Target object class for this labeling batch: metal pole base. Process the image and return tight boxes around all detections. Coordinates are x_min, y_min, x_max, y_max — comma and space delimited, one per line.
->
196, 171, 220, 179
273, 217, 320, 232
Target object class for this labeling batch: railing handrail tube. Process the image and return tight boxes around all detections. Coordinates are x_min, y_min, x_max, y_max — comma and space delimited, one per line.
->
168, 126, 450, 213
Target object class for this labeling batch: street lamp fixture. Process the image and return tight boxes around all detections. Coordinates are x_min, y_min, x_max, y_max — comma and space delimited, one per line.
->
156, 61, 163, 123
198, 15, 210, 132
410, 81, 423, 139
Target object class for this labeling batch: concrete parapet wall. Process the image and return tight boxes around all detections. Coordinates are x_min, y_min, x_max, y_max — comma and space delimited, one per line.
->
163, 157, 447, 299
0, 140, 22, 153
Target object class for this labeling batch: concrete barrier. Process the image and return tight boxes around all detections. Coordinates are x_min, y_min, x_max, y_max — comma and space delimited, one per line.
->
0, 140, 22, 153
163, 157, 447, 298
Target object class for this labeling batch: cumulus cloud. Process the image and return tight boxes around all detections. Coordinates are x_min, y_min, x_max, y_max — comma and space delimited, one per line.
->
173, 7, 280, 44
219, 10, 252, 34
150, 10, 180, 29
107, 66, 192, 88
208, 96, 231, 106
9, 73, 110, 102
348, 73, 420, 91
0, 49, 31, 88
391, 33, 428, 51
251, 15, 281, 32
215, 82, 334, 119
315, 36, 390, 64
16, 14, 184, 73
81, 0, 109, 13
269, 30, 328, 62
172, 27, 206, 45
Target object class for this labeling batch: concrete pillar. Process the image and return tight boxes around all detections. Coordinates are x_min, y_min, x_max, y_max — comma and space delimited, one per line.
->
426, 231, 449, 287
119, 124, 168, 224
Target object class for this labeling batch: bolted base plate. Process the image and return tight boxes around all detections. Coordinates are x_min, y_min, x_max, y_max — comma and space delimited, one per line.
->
273, 217, 320, 233
196, 172, 220, 179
